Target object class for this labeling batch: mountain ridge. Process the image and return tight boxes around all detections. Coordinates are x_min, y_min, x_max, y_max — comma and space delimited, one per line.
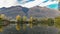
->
0, 6, 60, 19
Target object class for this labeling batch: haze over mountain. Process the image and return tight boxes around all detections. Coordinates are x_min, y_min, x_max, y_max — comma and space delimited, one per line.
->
0, 6, 60, 19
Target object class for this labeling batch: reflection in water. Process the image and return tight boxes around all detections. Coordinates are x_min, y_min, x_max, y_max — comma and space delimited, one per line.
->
23, 24, 26, 30
0, 24, 59, 34
16, 24, 20, 31
30, 23, 33, 28
29, 17, 33, 28
0, 27, 3, 32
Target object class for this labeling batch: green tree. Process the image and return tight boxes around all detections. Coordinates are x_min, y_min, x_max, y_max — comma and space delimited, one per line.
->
54, 16, 60, 28
47, 18, 54, 26
32, 18, 38, 26
39, 18, 48, 25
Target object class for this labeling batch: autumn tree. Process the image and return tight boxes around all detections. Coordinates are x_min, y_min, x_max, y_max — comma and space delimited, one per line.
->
54, 16, 60, 28
0, 14, 6, 20
16, 15, 21, 30
29, 16, 33, 28
0, 14, 6, 32
23, 16, 27, 30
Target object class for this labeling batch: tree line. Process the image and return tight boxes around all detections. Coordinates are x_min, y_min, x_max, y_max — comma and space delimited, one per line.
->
0, 14, 60, 31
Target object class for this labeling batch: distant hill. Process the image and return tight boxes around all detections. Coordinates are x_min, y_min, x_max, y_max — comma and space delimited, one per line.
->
28, 6, 60, 18
0, 6, 29, 18
0, 6, 60, 19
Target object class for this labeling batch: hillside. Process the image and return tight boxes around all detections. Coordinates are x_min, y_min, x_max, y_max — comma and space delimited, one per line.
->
0, 6, 60, 19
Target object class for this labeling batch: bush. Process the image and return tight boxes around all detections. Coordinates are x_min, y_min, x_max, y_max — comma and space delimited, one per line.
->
47, 18, 54, 26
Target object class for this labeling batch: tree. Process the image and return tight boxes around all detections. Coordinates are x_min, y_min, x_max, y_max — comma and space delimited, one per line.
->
38, 18, 48, 25
54, 16, 60, 28
16, 15, 21, 31
0, 14, 6, 32
23, 16, 27, 21
23, 16, 27, 30
32, 18, 38, 26
16, 15, 21, 21
29, 16, 33, 28
0, 14, 6, 20
47, 18, 54, 26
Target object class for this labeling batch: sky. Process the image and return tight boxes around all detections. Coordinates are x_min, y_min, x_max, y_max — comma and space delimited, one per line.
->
0, 0, 58, 9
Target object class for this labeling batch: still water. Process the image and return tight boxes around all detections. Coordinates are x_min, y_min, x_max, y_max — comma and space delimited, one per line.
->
0, 24, 59, 34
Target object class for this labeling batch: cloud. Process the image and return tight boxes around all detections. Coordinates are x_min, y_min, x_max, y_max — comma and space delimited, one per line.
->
19, 0, 45, 8
17, 0, 34, 4
0, 0, 45, 8
39, 1, 58, 7
0, 0, 18, 8
0, 0, 58, 8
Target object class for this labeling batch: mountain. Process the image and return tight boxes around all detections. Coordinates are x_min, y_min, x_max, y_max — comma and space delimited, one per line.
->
28, 6, 60, 18
0, 6, 60, 19
0, 6, 29, 19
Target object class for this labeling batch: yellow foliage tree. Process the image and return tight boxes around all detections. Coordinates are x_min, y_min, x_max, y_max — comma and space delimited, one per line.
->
23, 16, 27, 30
0, 14, 5, 19
23, 16, 27, 21
0, 14, 5, 32
16, 15, 21, 31
16, 15, 21, 21
29, 16, 33, 28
